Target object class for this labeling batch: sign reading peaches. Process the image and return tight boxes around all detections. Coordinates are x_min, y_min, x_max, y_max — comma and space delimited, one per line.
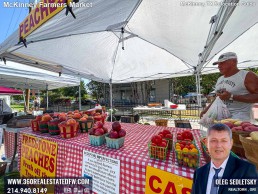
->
145, 166, 192, 194
20, 134, 57, 178
19, 0, 72, 39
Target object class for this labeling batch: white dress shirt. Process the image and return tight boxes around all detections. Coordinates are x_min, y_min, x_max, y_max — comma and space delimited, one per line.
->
206, 156, 229, 194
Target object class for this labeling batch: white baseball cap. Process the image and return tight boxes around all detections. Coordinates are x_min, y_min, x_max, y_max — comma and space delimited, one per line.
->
213, 52, 237, 65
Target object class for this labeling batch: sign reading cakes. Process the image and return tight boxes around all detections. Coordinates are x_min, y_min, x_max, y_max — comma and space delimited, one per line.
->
20, 134, 57, 178
145, 166, 192, 194
19, 0, 72, 39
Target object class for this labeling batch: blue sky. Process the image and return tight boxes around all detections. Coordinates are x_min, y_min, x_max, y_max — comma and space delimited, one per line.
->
0, 0, 90, 84
0, 0, 31, 44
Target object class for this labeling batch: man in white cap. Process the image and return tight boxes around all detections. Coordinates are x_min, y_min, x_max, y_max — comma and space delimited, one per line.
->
200, 52, 258, 121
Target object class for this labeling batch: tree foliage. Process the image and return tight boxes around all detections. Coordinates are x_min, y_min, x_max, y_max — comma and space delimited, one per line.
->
170, 76, 196, 95
86, 81, 106, 101
60, 81, 87, 99
170, 72, 221, 95
200, 73, 221, 94
40, 81, 87, 104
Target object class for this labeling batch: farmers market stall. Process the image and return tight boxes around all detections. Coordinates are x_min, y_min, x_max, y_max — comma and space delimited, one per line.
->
17, 122, 206, 193
133, 104, 187, 120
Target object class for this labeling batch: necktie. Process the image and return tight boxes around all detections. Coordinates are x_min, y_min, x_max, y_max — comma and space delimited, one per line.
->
210, 167, 222, 194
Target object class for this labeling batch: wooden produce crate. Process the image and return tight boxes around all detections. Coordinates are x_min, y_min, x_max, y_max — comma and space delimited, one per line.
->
239, 135, 258, 170
232, 131, 250, 158
155, 119, 168, 127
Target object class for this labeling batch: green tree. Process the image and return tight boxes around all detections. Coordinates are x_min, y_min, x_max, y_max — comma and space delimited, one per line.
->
200, 73, 221, 94
248, 68, 258, 74
60, 81, 87, 99
40, 81, 87, 106
170, 73, 221, 96
171, 76, 196, 95
87, 81, 106, 101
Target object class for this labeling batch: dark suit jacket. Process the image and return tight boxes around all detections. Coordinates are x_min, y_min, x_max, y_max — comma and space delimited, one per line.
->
191, 154, 257, 194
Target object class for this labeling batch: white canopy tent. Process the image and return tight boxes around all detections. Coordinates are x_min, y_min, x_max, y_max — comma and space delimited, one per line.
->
1, 0, 258, 108
0, 61, 80, 90
0, 61, 81, 110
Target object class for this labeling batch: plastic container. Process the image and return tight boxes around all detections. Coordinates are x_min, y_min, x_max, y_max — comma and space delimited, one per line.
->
105, 135, 125, 149
174, 141, 200, 168
148, 142, 168, 160
200, 138, 210, 163
89, 133, 107, 146
175, 131, 194, 143
164, 138, 173, 150
170, 104, 178, 109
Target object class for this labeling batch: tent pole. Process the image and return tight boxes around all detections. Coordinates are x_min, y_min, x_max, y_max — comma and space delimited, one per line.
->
46, 84, 48, 110
38, 89, 40, 108
25, 89, 30, 113
195, 72, 201, 108
23, 90, 26, 112
198, 73, 201, 107
109, 80, 113, 122
79, 76, 81, 110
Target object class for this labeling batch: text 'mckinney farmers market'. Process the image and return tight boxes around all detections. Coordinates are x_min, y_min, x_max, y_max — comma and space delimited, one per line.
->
3, 1, 93, 8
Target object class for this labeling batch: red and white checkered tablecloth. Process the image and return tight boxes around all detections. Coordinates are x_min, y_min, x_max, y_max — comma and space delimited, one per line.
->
4, 127, 28, 159
18, 123, 206, 194
4, 130, 16, 159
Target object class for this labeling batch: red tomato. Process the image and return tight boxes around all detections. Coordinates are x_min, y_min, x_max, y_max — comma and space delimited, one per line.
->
165, 134, 173, 139
160, 142, 167, 147
162, 129, 171, 136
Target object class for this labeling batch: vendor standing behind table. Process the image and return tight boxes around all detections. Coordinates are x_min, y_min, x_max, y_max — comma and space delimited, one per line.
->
200, 52, 258, 121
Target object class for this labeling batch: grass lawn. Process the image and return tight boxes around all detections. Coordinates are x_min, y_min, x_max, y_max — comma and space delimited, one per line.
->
11, 104, 24, 112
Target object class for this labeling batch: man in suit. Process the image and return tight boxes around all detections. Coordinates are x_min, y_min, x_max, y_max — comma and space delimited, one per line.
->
191, 123, 257, 194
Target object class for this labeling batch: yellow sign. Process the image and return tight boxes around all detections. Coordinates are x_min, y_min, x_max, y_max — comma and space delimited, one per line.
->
145, 166, 193, 194
20, 134, 58, 178
19, 0, 72, 39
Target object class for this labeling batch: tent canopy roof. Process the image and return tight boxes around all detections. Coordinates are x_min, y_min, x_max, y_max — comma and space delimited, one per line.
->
0, 0, 258, 83
0, 86, 23, 95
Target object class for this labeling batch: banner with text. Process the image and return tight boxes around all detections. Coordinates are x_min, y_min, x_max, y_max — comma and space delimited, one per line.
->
145, 166, 193, 194
19, 0, 72, 39
82, 150, 120, 194
20, 134, 57, 178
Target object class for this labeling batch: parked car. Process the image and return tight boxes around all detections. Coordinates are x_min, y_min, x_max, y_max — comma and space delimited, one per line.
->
82, 99, 97, 105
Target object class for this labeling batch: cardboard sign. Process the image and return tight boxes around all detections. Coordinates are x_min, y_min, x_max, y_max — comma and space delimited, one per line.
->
145, 166, 193, 194
20, 134, 57, 178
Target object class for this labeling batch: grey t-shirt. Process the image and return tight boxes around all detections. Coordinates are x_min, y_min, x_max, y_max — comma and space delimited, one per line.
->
215, 70, 253, 121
